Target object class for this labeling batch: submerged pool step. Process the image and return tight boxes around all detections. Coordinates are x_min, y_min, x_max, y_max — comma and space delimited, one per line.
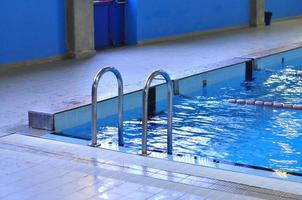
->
228, 98, 302, 110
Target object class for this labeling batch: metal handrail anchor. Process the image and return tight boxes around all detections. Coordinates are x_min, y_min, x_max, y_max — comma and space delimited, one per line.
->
91, 66, 124, 147
142, 69, 173, 155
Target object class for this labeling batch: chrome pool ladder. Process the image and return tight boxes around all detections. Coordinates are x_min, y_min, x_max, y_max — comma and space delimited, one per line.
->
91, 66, 124, 147
142, 69, 173, 155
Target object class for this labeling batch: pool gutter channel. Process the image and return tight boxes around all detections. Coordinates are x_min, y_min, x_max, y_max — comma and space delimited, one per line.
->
64, 136, 302, 183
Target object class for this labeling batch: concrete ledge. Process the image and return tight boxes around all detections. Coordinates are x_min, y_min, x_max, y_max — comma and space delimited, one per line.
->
28, 111, 54, 131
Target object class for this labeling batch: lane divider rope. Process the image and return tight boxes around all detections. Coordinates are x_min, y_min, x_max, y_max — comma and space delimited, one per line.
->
228, 99, 302, 110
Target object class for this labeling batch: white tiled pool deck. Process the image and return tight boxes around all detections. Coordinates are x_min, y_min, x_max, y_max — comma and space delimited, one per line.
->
2, 18, 302, 199
1, 134, 302, 200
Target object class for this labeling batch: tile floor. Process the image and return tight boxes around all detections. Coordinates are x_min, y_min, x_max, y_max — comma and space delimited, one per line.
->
0, 134, 301, 200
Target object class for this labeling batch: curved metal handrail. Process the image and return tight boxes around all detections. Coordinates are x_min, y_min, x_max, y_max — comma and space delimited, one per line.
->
142, 69, 173, 155
91, 66, 124, 147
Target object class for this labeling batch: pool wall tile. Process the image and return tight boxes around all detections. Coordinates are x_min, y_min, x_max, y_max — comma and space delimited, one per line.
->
178, 63, 246, 95
55, 90, 143, 132
54, 63, 246, 132
256, 47, 302, 70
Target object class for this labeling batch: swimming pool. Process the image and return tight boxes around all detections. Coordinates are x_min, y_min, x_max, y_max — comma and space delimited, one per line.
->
57, 56, 302, 176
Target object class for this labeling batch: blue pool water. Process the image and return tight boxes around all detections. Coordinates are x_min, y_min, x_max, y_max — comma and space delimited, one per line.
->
61, 64, 302, 174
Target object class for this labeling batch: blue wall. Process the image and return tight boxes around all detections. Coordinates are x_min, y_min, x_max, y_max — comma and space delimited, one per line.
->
0, 0, 66, 65
125, 0, 138, 45
3, 0, 301, 64
126, 0, 250, 44
265, 0, 302, 20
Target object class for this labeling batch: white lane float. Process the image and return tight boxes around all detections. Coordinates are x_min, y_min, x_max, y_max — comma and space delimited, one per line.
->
236, 99, 246, 104
296, 71, 302, 77
264, 102, 273, 107
273, 102, 283, 108
283, 104, 293, 109
228, 99, 237, 103
255, 101, 264, 106
293, 104, 302, 110
246, 100, 255, 105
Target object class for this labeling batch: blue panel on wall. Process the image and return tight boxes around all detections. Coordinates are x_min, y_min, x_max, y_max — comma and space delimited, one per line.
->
266, 0, 302, 20
0, 0, 66, 65
125, 0, 138, 45
135, 0, 250, 42
110, 1, 125, 46
94, 1, 111, 49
